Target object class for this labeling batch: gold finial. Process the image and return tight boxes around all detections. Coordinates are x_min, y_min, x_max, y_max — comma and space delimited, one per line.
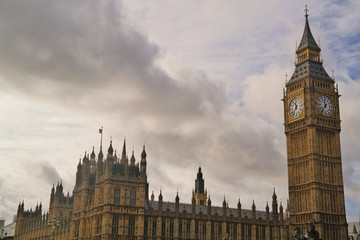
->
331, 68, 335, 79
305, 4, 309, 18
285, 72, 288, 81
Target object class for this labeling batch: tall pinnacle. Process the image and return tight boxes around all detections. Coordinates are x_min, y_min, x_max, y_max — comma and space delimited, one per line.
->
122, 138, 126, 159
296, 5, 320, 53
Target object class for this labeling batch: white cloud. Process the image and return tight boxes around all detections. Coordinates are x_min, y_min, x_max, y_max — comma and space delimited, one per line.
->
0, 0, 359, 224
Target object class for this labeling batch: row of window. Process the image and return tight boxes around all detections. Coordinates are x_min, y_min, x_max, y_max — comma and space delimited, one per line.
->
142, 218, 276, 240
76, 216, 279, 240
113, 187, 136, 206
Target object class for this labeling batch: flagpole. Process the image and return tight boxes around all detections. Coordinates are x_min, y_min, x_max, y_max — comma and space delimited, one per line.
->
100, 126, 103, 150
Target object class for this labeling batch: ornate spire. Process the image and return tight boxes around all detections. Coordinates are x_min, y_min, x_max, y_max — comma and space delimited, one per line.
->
151, 191, 154, 201
175, 191, 179, 203
82, 151, 87, 163
122, 138, 127, 159
272, 188, 277, 201
237, 198, 241, 209
98, 143, 103, 161
130, 150, 135, 166
90, 146, 96, 159
195, 166, 205, 194
159, 190, 163, 202
107, 140, 114, 156
141, 144, 147, 160
296, 5, 320, 53
252, 200, 256, 211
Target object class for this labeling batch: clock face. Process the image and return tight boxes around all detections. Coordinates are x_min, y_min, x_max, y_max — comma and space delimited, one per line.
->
317, 95, 334, 116
289, 97, 303, 118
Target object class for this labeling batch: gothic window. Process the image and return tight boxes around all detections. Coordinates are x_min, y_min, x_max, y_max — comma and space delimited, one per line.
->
144, 218, 148, 236
218, 222, 222, 239
112, 215, 119, 235
202, 222, 206, 240
161, 219, 166, 237
186, 220, 190, 238
179, 220, 182, 238
233, 223, 237, 240
195, 220, 199, 239
114, 188, 121, 205
169, 219, 174, 238
130, 188, 136, 206
248, 225, 251, 240
211, 222, 215, 240
96, 216, 102, 234
152, 219, 157, 237
74, 220, 80, 238
262, 226, 266, 240
129, 217, 135, 236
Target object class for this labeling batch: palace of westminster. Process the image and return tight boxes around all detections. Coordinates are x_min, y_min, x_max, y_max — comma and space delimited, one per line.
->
13, 8, 349, 240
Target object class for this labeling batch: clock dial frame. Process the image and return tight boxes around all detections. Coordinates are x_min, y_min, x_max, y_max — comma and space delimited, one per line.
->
317, 95, 334, 116
289, 97, 303, 119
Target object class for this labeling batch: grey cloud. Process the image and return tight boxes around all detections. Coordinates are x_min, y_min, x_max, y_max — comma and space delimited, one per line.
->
0, 0, 226, 126
39, 163, 61, 185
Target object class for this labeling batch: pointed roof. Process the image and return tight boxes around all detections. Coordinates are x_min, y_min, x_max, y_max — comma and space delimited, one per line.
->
159, 190, 163, 202
107, 140, 114, 155
98, 147, 103, 160
296, 5, 321, 53
122, 138, 127, 158
90, 146, 96, 159
175, 191, 179, 202
130, 150, 135, 165
272, 188, 277, 201
266, 201, 269, 212
141, 144, 147, 159
197, 166, 203, 179
237, 198, 241, 209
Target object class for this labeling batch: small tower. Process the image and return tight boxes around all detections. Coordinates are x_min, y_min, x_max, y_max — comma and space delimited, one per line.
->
237, 198, 242, 220
175, 192, 180, 213
120, 138, 128, 165
140, 145, 147, 176
193, 167, 207, 206
107, 140, 114, 158
272, 188, 278, 221
252, 200, 256, 220
266, 201, 270, 221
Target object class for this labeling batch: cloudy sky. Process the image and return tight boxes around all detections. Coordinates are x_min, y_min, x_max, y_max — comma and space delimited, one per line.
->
0, 0, 359, 224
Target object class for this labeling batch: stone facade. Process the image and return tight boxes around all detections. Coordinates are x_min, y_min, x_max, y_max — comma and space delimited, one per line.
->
14, 140, 290, 240
283, 8, 348, 240
14, 7, 348, 240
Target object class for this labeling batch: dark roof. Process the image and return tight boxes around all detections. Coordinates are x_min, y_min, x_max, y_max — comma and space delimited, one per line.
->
146, 201, 280, 221
297, 16, 320, 53
286, 60, 334, 86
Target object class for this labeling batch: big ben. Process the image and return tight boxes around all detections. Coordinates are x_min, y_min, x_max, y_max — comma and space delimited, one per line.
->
284, 6, 348, 240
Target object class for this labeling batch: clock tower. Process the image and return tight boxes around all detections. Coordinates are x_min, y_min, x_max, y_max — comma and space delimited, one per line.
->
284, 7, 348, 240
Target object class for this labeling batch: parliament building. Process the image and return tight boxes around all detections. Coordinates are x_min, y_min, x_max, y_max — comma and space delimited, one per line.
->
14, 8, 348, 240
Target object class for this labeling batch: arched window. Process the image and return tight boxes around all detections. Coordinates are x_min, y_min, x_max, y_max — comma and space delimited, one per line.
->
130, 188, 136, 206
114, 188, 121, 205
